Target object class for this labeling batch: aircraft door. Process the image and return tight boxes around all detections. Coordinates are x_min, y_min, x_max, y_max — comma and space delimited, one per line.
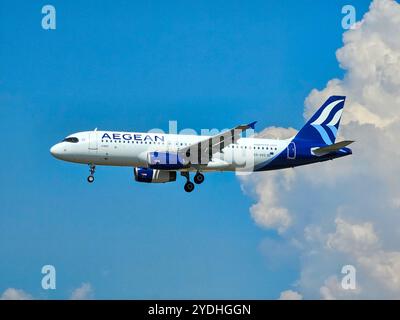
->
89, 131, 98, 152
287, 142, 296, 159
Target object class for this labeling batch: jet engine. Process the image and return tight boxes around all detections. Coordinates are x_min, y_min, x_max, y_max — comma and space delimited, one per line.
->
134, 167, 176, 183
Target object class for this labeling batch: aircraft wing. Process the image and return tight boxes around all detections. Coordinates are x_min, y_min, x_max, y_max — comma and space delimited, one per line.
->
312, 140, 354, 156
178, 121, 257, 163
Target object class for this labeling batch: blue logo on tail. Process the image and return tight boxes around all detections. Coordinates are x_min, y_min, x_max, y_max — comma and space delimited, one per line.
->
294, 96, 346, 146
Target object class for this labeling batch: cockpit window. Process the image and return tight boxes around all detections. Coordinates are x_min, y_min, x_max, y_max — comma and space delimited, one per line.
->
62, 137, 79, 143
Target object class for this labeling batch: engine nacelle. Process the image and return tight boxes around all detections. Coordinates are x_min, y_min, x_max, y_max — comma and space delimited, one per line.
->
134, 167, 176, 183
147, 151, 189, 170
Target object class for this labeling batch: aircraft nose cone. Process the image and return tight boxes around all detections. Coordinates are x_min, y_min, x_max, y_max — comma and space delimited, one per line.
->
50, 144, 62, 158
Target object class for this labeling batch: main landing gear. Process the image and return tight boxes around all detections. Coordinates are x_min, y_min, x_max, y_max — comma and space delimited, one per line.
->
181, 172, 194, 192
194, 172, 204, 184
181, 171, 205, 192
87, 164, 96, 183
184, 181, 195, 193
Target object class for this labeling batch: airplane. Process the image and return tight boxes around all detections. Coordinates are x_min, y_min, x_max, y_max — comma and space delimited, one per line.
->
50, 96, 353, 192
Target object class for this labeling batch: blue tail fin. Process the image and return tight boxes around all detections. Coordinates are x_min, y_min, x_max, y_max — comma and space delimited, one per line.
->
294, 96, 346, 146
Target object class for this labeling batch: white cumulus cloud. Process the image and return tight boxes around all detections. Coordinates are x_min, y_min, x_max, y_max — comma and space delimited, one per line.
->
240, 0, 400, 299
0, 288, 32, 300
279, 290, 303, 300
326, 218, 379, 254
70, 283, 94, 300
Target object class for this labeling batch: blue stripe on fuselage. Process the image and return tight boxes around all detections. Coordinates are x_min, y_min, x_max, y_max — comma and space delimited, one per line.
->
254, 142, 352, 172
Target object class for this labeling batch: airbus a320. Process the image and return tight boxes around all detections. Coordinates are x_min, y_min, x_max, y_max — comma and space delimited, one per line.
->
50, 96, 353, 192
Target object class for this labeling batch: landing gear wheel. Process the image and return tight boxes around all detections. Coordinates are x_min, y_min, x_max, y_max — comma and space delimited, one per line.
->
184, 181, 195, 193
87, 164, 96, 183
194, 172, 204, 184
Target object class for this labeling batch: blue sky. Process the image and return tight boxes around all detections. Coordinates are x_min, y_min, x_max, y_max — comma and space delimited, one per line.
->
0, 0, 370, 299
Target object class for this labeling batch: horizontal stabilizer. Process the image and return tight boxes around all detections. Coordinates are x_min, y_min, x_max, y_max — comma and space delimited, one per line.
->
313, 140, 354, 155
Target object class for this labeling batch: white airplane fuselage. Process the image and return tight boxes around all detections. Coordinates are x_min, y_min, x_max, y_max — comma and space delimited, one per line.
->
50, 130, 290, 172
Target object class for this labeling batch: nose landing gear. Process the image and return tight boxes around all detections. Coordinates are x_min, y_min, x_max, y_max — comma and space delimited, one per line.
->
87, 164, 96, 183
